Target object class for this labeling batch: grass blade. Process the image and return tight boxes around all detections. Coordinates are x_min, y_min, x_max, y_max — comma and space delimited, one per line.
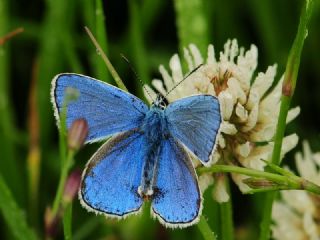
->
0, 175, 37, 240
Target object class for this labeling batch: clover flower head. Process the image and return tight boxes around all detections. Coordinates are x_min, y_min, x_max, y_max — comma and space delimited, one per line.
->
145, 40, 299, 201
272, 141, 320, 240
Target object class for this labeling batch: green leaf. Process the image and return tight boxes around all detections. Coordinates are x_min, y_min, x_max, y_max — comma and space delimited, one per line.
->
0, 175, 37, 240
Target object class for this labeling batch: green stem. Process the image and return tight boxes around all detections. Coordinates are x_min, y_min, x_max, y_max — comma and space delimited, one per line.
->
58, 103, 67, 166
197, 215, 217, 240
270, 97, 291, 166
52, 150, 75, 217
199, 165, 288, 183
63, 204, 73, 240
220, 177, 234, 240
84, 27, 128, 92
198, 165, 320, 195
259, 1, 315, 239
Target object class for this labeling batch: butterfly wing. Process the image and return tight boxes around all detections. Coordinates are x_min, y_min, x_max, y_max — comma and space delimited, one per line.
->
151, 137, 201, 228
51, 74, 148, 143
80, 130, 148, 217
165, 95, 221, 165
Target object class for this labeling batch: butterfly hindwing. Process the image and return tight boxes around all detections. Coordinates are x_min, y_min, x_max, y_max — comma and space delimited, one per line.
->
51, 74, 148, 143
165, 95, 221, 165
151, 137, 201, 227
80, 130, 148, 217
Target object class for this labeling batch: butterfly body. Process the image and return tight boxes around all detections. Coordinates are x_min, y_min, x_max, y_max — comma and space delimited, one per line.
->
139, 103, 178, 199
51, 73, 221, 228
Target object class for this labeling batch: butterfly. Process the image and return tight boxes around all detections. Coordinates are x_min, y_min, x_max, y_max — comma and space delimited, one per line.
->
51, 73, 221, 228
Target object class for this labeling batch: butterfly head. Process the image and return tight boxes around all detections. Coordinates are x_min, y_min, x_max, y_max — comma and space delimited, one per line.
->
152, 94, 166, 109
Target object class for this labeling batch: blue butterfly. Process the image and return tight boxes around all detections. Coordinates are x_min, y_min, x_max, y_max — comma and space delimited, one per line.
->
51, 73, 221, 228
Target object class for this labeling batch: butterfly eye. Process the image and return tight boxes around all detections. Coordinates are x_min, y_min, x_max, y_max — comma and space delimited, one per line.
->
159, 102, 166, 109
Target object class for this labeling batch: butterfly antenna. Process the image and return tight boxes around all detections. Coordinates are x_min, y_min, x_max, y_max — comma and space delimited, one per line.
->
165, 64, 204, 98
120, 54, 154, 102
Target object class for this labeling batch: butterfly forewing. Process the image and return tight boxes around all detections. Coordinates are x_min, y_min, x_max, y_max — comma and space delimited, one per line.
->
51, 74, 148, 143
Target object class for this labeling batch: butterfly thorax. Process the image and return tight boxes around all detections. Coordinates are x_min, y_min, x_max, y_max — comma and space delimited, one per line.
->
141, 106, 167, 142
138, 105, 168, 200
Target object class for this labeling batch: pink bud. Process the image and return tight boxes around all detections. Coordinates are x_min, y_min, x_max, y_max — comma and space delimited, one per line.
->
63, 169, 82, 204
67, 118, 88, 151
44, 207, 60, 238
243, 178, 277, 188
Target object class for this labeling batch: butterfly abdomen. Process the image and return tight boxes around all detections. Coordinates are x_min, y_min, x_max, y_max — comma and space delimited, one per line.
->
138, 106, 168, 199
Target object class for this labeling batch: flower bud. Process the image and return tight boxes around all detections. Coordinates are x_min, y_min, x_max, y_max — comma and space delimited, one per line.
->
63, 169, 82, 204
243, 178, 277, 189
67, 118, 88, 151
44, 207, 60, 238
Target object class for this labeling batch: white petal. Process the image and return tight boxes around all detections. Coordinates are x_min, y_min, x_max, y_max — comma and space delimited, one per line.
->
235, 141, 251, 158
229, 39, 239, 62
236, 44, 258, 91
159, 65, 174, 91
227, 77, 246, 105
235, 103, 248, 122
249, 123, 275, 142
220, 121, 237, 135
212, 175, 229, 202
231, 173, 251, 193
302, 140, 313, 167
218, 135, 226, 148
189, 44, 203, 66
259, 75, 283, 121
251, 65, 277, 98
272, 201, 305, 240
198, 174, 214, 193
286, 106, 300, 123
169, 54, 183, 84
242, 103, 259, 132
220, 39, 232, 63
207, 44, 216, 65
303, 212, 319, 240
183, 47, 194, 71
211, 151, 221, 164
295, 141, 318, 182
151, 79, 167, 96
246, 89, 260, 111
280, 134, 298, 158
282, 190, 315, 214
218, 91, 235, 120
240, 144, 272, 170
143, 84, 157, 104
313, 153, 320, 167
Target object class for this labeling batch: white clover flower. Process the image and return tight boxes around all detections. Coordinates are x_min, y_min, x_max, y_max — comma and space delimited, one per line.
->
272, 141, 320, 240
145, 40, 299, 201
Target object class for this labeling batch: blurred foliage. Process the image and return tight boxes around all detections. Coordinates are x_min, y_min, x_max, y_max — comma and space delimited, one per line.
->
0, 0, 319, 239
